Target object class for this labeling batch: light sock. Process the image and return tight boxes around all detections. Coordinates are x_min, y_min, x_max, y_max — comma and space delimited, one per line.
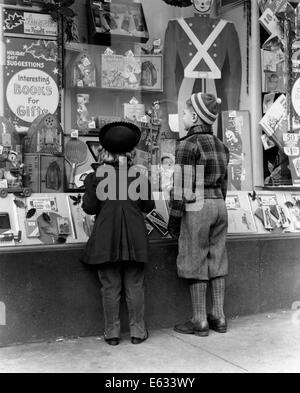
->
190, 281, 208, 323
210, 277, 226, 319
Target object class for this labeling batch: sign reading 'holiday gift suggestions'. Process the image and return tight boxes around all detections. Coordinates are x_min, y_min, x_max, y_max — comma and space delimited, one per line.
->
3, 9, 58, 37
4, 37, 59, 131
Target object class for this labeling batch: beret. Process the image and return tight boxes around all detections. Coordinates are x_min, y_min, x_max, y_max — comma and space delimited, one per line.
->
99, 122, 141, 154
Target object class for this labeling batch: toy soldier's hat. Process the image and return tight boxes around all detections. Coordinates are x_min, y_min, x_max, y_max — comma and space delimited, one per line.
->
162, 0, 192, 7
99, 122, 141, 154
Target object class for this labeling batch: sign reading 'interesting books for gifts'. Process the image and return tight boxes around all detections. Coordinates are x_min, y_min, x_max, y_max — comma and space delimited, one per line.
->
4, 37, 59, 132
1, 7, 59, 132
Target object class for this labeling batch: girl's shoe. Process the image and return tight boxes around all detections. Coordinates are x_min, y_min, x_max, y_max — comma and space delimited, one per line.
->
105, 338, 120, 346
131, 330, 149, 345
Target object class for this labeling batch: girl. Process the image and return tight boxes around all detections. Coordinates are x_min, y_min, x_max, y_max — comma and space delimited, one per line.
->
82, 122, 154, 346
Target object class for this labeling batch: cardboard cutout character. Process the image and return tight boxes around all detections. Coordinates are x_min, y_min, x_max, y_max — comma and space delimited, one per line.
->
163, 0, 242, 138
193, 0, 214, 13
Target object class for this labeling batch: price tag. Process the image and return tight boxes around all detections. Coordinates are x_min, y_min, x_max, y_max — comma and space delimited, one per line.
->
0, 179, 8, 189
88, 120, 96, 129
284, 147, 300, 156
259, 8, 282, 37
283, 133, 299, 143
283, 133, 300, 156
2, 133, 11, 147
70, 129, 79, 139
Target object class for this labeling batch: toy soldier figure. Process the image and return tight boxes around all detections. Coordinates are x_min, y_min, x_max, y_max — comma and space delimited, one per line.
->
163, 0, 242, 138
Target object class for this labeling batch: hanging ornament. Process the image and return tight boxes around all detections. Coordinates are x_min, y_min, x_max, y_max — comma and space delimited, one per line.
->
41, 0, 78, 42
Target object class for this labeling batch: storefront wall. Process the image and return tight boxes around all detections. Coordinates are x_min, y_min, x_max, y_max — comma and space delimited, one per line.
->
1, 238, 300, 347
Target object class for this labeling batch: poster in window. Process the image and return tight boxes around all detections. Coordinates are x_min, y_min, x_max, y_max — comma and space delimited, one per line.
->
2, 9, 58, 37
248, 192, 290, 234
225, 192, 257, 234
284, 193, 300, 232
222, 111, 252, 191
140, 55, 163, 92
101, 54, 163, 91
3, 37, 59, 132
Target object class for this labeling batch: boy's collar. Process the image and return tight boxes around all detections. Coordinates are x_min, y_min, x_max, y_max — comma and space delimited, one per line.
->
178, 124, 213, 142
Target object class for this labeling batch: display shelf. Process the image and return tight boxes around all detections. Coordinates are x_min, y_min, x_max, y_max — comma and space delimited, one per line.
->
2, 232, 300, 255
69, 86, 162, 93
227, 232, 300, 242
256, 185, 300, 191
64, 130, 100, 137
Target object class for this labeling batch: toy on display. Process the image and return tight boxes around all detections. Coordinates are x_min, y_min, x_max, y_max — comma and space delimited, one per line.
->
222, 111, 252, 191
249, 191, 290, 234
0, 194, 22, 247
163, 0, 242, 136
65, 137, 88, 189
24, 114, 63, 155
22, 113, 64, 193
225, 192, 257, 234
124, 97, 145, 122
101, 50, 163, 91
134, 38, 162, 56
76, 94, 96, 132
72, 52, 97, 88
261, 35, 285, 93
159, 153, 175, 202
87, 0, 149, 45
0, 117, 31, 198
23, 154, 65, 193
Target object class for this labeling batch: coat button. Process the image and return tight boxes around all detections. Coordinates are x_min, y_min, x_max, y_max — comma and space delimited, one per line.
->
213, 43, 217, 47
189, 42, 192, 46
213, 54, 217, 57
189, 53, 193, 56
189, 23, 193, 27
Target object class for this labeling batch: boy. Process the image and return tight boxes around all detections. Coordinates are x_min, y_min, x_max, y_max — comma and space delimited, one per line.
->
168, 93, 230, 337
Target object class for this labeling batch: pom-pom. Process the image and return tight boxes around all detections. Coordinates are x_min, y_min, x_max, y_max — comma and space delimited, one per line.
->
216, 98, 222, 105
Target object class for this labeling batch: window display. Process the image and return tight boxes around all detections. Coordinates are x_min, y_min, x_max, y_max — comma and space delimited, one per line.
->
1, 0, 300, 251
259, 1, 300, 187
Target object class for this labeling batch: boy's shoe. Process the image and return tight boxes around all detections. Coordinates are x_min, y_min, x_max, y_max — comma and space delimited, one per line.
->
174, 321, 209, 337
105, 338, 120, 346
207, 314, 227, 333
131, 330, 149, 345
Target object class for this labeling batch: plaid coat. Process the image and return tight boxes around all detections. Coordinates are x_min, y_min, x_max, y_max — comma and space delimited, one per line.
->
168, 124, 229, 238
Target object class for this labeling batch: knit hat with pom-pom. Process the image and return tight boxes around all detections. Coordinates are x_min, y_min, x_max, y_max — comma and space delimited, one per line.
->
191, 93, 222, 125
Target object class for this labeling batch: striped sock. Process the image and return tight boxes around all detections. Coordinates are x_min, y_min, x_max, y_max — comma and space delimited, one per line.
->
190, 281, 208, 324
210, 277, 226, 319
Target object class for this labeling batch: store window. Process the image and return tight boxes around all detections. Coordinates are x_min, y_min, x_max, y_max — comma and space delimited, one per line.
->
1, 0, 300, 249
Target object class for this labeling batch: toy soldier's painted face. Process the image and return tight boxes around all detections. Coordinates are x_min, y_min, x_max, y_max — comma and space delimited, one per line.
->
192, 0, 213, 13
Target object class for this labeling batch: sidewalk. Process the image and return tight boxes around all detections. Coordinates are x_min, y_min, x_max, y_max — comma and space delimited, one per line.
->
0, 310, 299, 373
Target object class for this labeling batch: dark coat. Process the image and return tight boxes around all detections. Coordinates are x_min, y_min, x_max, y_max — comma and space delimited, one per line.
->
81, 164, 155, 265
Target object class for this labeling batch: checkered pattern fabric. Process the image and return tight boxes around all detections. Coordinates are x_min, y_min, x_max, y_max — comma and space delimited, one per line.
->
169, 124, 230, 219
210, 277, 226, 319
190, 281, 208, 324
